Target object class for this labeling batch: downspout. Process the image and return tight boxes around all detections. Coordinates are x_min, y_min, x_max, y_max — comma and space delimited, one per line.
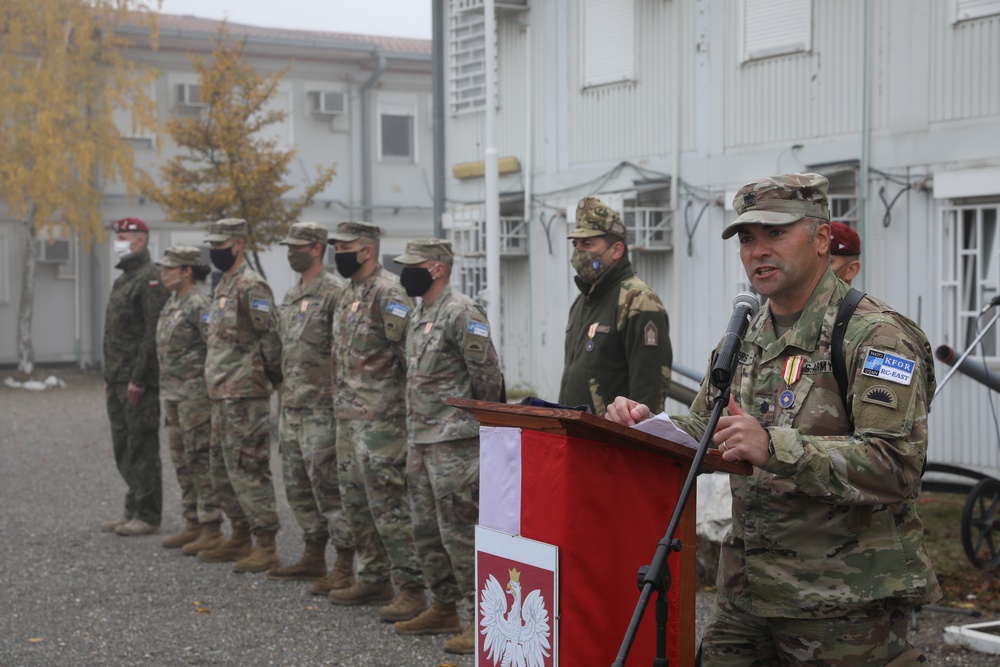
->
484, 0, 502, 360
432, 0, 446, 237
671, 0, 682, 315
858, 0, 870, 292
361, 52, 387, 223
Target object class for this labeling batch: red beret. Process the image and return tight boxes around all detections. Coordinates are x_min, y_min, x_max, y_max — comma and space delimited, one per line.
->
829, 221, 860, 255
111, 217, 149, 233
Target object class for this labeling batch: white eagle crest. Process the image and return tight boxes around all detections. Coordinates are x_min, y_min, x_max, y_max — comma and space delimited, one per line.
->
479, 567, 551, 667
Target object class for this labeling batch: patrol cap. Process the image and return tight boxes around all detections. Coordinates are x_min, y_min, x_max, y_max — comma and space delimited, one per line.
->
111, 217, 149, 233
393, 238, 455, 266
156, 245, 202, 268
568, 197, 628, 240
205, 218, 249, 242
279, 221, 329, 246
722, 173, 830, 239
328, 221, 381, 243
829, 220, 861, 256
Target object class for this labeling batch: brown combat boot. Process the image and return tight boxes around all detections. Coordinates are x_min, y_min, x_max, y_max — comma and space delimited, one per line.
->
309, 547, 355, 595
182, 521, 224, 556
233, 530, 280, 573
267, 540, 327, 581
379, 585, 428, 622
160, 519, 201, 549
328, 579, 394, 606
115, 519, 159, 536
443, 621, 477, 654
198, 525, 252, 563
393, 599, 463, 635
100, 518, 129, 533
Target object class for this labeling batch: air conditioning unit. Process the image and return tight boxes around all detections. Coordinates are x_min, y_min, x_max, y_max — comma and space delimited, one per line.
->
308, 90, 346, 116
175, 83, 207, 109
36, 238, 71, 263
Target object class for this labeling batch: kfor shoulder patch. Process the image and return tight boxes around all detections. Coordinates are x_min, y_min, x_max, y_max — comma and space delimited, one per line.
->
464, 319, 489, 362
643, 321, 659, 347
862, 349, 914, 386
386, 301, 409, 319
467, 321, 489, 338
861, 385, 898, 409
384, 300, 409, 342
251, 298, 271, 313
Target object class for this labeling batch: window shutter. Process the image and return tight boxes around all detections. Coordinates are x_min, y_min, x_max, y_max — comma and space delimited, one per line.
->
582, 0, 635, 88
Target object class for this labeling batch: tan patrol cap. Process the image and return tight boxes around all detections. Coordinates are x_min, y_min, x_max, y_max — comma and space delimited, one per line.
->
156, 245, 202, 268
568, 197, 628, 240
205, 218, 249, 242
279, 221, 329, 246
722, 173, 830, 239
393, 238, 455, 266
328, 221, 381, 243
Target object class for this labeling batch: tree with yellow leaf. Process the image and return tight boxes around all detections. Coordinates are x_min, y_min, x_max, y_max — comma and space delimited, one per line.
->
0, 0, 160, 379
143, 25, 336, 277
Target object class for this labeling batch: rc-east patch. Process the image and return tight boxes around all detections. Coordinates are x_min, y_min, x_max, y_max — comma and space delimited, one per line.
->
464, 319, 490, 362
854, 347, 917, 435
384, 300, 409, 342
250, 296, 272, 331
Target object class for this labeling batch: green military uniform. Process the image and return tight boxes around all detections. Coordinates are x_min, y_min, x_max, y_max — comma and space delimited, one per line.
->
395, 240, 504, 606
277, 223, 352, 551
104, 244, 169, 527
205, 222, 283, 536
156, 246, 220, 528
330, 222, 423, 590
559, 197, 672, 415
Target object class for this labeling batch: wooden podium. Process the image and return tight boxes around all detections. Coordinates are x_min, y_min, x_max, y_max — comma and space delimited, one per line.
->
450, 399, 749, 667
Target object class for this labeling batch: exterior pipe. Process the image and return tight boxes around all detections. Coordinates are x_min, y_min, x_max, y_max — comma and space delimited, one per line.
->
361, 52, 386, 222
432, 0, 446, 238
485, 0, 501, 360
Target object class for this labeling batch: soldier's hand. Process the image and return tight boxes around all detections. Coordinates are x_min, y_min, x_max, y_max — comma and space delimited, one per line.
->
605, 396, 650, 426
127, 382, 145, 406
713, 396, 770, 467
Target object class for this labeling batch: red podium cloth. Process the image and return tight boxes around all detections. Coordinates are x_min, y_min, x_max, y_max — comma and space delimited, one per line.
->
480, 427, 684, 665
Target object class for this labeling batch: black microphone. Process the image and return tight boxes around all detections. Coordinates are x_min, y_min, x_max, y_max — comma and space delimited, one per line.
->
710, 292, 761, 389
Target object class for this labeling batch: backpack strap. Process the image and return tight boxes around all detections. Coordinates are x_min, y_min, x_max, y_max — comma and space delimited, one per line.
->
832, 288, 865, 409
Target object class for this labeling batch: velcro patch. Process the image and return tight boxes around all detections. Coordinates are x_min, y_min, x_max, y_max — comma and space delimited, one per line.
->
862, 350, 914, 386
386, 301, 409, 319
251, 298, 271, 313
643, 321, 659, 347
467, 321, 490, 338
861, 385, 898, 409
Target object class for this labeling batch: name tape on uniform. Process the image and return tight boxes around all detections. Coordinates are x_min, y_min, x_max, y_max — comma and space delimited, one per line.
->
862, 350, 914, 386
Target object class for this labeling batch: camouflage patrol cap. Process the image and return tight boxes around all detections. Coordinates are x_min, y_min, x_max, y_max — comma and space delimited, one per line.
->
327, 221, 381, 243
205, 218, 249, 242
568, 197, 628, 240
393, 238, 455, 266
156, 245, 202, 268
279, 221, 329, 246
722, 173, 830, 239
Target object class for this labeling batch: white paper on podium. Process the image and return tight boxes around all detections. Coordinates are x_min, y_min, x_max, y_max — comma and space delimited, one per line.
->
632, 412, 700, 449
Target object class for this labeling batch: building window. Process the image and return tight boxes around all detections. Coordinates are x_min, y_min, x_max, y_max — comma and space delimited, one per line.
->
824, 167, 859, 226
741, 0, 812, 62
113, 83, 156, 149
379, 105, 415, 163
581, 0, 635, 88
941, 203, 1000, 357
0, 229, 8, 305
449, 4, 487, 114
954, 0, 1000, 22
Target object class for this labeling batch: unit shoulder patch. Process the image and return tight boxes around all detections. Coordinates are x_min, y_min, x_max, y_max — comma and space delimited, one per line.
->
860, 385, 898, 409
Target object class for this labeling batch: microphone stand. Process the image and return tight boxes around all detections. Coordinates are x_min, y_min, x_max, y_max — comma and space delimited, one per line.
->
611, 371, 734, 667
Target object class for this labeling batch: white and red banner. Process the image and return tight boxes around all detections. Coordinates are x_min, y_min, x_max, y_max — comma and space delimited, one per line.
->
479, 426, 685, 666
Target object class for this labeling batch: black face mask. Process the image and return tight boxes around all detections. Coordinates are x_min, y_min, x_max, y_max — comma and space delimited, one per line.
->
334, 251, 362, 278
400, 267, 434, 297
210, 247, 237, 273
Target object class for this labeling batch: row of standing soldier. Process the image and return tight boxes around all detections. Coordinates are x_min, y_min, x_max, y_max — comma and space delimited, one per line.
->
101, 216, 503, 656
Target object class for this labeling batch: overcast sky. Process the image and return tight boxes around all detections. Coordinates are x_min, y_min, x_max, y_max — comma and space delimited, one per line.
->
158, 0, 432, 39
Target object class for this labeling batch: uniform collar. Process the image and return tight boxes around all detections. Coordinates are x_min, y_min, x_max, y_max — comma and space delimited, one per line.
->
416, 283, 453, 320
116, 247, 151, 272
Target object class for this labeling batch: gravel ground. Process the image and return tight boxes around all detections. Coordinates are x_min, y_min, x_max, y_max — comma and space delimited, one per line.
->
1, 370, 998, 666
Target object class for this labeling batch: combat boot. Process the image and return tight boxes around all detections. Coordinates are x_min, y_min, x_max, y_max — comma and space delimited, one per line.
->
267, 540, 327, 581
443, 621, 477, 654
160, 519, 201, 549
100, 518, 129, 533
379, 585, 428, 622
328, 579, 394, 606
233, 530, 280, 573
198, 525, 252, 563
182, 521, 224, 556
115, 519, 159, 536
309, 548, 355, 595
393, 599, 463, 635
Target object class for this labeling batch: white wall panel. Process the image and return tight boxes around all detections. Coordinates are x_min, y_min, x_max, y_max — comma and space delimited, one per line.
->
931, 5, 1000, 122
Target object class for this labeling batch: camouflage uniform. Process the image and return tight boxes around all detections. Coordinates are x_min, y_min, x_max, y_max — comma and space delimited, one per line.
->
674, 174, 939, 666
559, 197, 672, 415
331, 222, 422, 589
277, 225, 352, 549
205, 222, 283, 535
395, 240, 504, 604
104, 245, 169, 526
156, 248, 220, 526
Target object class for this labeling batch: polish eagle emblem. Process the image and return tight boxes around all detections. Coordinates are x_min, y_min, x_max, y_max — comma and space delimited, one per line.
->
479, 567, 551, 667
